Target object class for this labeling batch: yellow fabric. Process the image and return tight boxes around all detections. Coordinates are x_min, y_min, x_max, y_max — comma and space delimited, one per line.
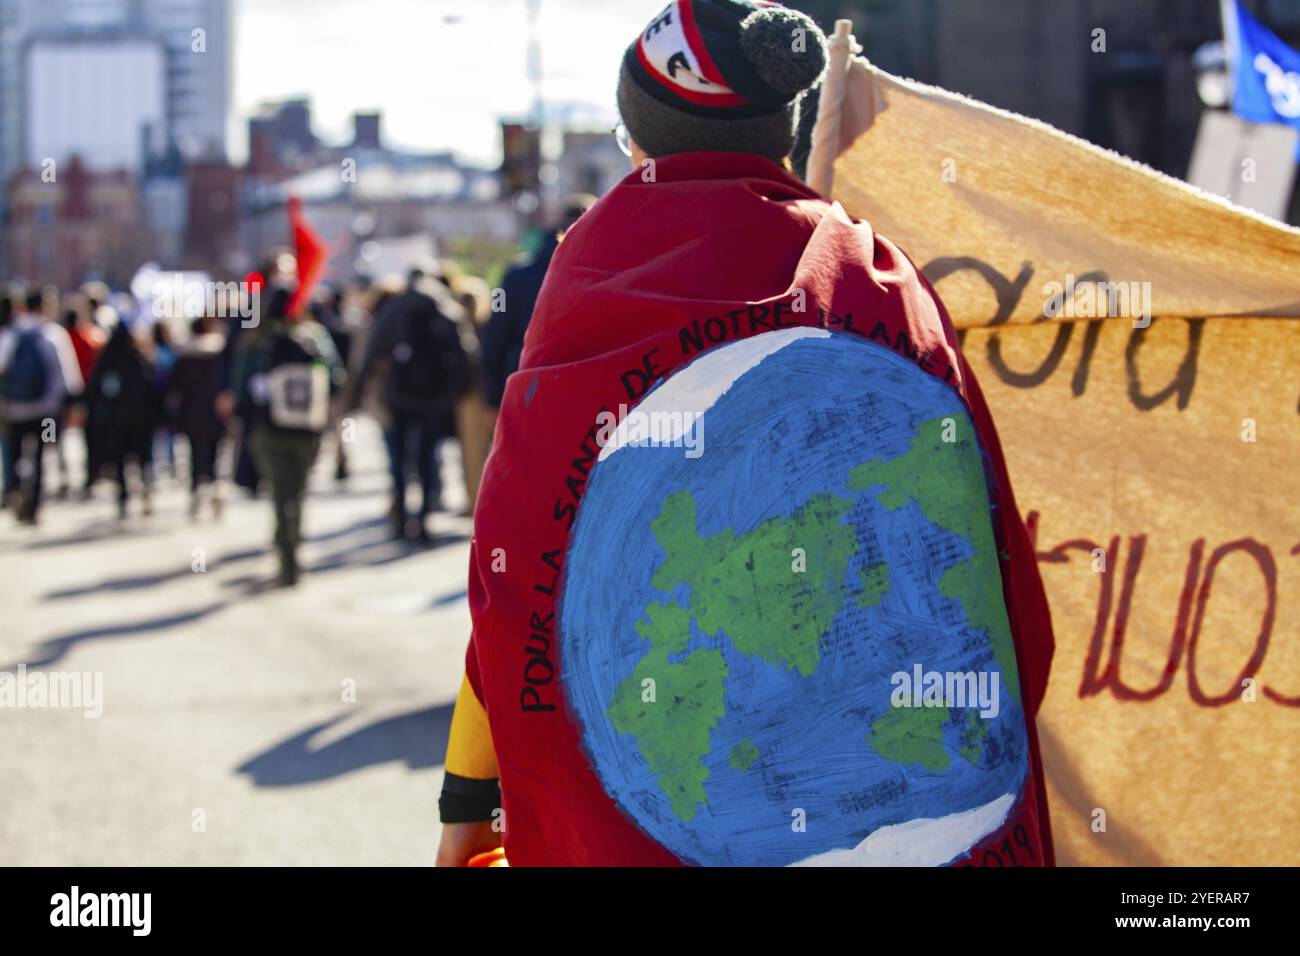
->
828, 58, 1300, 865
445, 674, 499, 781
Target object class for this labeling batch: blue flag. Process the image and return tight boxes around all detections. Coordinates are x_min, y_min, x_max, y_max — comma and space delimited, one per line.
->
1227, 0, 1300, 146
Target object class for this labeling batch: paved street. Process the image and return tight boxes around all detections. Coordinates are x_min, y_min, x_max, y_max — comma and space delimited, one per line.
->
0, 417, 472, 865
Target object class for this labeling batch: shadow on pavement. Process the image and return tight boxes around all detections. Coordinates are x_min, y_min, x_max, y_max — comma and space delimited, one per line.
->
430, 588, 468, 607
307, 530, 470, 575
36, 515, 410, 602
236, 703, 452, 786
42, 548, 265, 601
4, 519, 170, 553
5, 601, 228, 669
302, 514, 390, 544
217, 529, 469, 596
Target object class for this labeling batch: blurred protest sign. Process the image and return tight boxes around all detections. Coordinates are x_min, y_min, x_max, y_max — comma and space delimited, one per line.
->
1187, 110, 1297, 219
813, 42, 1300, 865
129, 262, 213, 323
351, 233, 439, 282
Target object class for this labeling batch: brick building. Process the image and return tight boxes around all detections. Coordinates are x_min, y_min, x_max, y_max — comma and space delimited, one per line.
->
5, 155, 151, 288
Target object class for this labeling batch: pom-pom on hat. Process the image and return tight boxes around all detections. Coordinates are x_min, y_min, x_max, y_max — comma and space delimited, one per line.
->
617, 0, 828, 161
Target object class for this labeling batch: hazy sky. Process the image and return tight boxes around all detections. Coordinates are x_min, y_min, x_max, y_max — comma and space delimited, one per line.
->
232, 0, 646, 166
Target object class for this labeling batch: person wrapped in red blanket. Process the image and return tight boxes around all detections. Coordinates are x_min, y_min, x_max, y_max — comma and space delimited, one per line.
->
437, 0, 1055, 867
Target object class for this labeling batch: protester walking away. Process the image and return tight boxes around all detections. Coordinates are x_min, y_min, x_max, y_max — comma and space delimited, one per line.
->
34, 288, 82, 501
75, 304, 114, 496
53, 296, 95, 499
346, 279, 401, 466
0, 284, 16, 505
479, 195, 595, 412
150, 319, 179, 480
217, 260, 293, 498
63, 294, 108, 387
0, 287, 83, 525
86, 317, 158, 520
61, 295, 108, 493
438, 0, 1056, 868
233, 285, 345, 587
444, 266, 494, 512
352, 263, 471, 543
311, 286, 356, 483
166, 316, 228, 520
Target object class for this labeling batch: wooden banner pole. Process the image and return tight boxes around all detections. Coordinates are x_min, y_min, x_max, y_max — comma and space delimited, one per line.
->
806, 19, 857, 199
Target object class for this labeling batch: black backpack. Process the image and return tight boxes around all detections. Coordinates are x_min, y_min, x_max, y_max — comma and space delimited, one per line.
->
390, 294, 470, 407
3, 329, 49, 403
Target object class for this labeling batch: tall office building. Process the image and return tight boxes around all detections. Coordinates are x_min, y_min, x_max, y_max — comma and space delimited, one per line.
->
1, 0, 230, 182
0, 0, 24, 192
137, 0, 232, 161
26, 34, 169, 172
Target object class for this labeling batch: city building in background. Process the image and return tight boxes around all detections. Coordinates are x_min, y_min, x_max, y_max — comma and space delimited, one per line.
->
2, 0, 231, 173
246, 98, 321, 178
555, 130, 628, 204
0, 0, 25, 203
5, 0, 1299, 287
5, 155, 151, 287
25, 34, 168, 173
0, 0, 233, 279
243, 107, 517, 282
183, 158, 241, 270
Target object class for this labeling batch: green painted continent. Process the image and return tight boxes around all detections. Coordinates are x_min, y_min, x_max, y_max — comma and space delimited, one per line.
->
959, 709, 990, 766
857, 561, 890, 608
607, 600, 727, 822
650, 489, 856, 677
848, 416, 1019, 703
728, 738, 760, 771
866, 704, 950, 771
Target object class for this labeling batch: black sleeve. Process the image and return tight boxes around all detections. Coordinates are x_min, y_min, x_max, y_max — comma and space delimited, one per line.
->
438, 772, 502, 825
354, 304, 399, 400
479, 271, 521, 410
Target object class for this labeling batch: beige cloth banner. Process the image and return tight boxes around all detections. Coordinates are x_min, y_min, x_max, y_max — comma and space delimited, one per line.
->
826, 57, 1300, 865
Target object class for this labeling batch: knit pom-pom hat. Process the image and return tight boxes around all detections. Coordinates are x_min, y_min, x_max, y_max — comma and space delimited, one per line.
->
617, 0, 829, 161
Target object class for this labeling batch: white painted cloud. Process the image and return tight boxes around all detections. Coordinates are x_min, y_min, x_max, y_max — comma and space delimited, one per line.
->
598, 327, 831, 461
790, 792, 1016, 867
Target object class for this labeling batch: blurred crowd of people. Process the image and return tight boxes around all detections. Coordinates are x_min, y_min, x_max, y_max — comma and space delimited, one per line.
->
0, 207, 587, 586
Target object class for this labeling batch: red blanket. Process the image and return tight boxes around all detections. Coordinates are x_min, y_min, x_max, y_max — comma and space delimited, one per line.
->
465, 152, 1056, 866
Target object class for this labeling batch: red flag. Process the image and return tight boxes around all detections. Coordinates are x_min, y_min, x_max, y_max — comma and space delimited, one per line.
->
286, 195, 327, 317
